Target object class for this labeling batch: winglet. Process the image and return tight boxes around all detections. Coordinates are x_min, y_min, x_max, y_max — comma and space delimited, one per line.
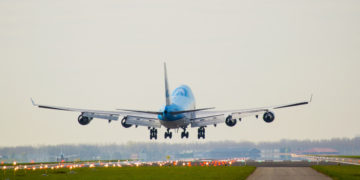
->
30, 98, 37, 106
309, 94, 313, 103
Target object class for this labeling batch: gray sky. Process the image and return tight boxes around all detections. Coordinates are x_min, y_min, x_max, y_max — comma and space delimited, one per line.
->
1, 0, 360, 146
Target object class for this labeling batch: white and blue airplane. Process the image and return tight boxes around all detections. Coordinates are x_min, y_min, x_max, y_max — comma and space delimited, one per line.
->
31, 63, 311, 140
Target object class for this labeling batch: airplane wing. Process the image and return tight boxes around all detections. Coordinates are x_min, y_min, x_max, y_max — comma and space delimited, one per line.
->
193, 96, 312, 126
31, 98, 158, 124
191, 114, 225, 127
126, 115, 161, 128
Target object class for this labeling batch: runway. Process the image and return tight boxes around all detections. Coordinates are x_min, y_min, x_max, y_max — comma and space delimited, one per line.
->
247, 167, 331, 180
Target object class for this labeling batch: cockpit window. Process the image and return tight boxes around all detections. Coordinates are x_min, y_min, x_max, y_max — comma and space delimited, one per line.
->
174, 88, 187, 97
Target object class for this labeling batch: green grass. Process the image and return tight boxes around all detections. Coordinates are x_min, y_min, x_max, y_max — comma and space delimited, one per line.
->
325, 155, 360, 159
1, 166, 256, 180
312, 165, 360, 180
309, 155, 360, 159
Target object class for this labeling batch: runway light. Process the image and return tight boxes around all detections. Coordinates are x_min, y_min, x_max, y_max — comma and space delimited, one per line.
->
14, 166, 19, 171
44, 165, 48, 169
104, 164, 109, 168
113, 164, 115, 167
89, 164, 95, 168
13, 161, 17, 166
2, 166, 6, 170
32, 167, 36, 170
51, 167, 54, 170
182, 163, 185, 166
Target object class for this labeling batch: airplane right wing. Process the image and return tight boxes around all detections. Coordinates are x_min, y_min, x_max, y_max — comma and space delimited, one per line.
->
193, 96, 312, 127
125, 115, 161, 128
31, 99, 159, 127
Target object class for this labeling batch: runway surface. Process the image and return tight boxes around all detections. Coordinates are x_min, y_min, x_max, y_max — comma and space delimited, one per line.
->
247, 167, 331, 180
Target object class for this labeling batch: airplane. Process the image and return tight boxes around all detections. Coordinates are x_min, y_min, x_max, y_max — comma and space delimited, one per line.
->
55, 152, 77, 162
31, 63, 311, 140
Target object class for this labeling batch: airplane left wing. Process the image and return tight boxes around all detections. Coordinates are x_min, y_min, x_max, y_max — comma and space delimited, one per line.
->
190, 114, 224, 127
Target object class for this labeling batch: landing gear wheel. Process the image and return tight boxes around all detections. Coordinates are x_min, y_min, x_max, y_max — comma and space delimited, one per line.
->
181, 127, 189, 139
150, 128, 157, 140
165, 129, 171, 139
197, 127, 205, 139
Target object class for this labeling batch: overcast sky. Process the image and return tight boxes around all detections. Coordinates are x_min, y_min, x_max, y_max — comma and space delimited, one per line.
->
1, 0, 359, 146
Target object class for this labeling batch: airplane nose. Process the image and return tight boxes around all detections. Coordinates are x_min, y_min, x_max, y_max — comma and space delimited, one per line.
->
163, 110, 168, 119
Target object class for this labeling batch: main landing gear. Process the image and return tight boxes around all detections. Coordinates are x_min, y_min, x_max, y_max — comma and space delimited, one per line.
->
181, 128, 189, 139
150, 128, 157, 140
164, 128, 172, 139
198, 127, 205, 139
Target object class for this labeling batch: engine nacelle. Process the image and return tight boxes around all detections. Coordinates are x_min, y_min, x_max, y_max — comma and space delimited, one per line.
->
263, 111, 275, 123
121, 117, 132, 128
225, 115, 237, 127
78, 115, 93, 125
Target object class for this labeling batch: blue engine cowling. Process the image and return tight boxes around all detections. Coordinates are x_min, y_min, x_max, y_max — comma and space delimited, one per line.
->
263, 111, 275, 123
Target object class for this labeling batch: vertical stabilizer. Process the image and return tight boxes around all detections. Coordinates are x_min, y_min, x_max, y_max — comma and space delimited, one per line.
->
164, 63, 171, 106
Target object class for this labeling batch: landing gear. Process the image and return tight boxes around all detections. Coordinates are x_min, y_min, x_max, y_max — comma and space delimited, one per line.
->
150, 128, 157, 140
164, 128, 172, 139
198, 127, 205, 139
181, 127, 189, 139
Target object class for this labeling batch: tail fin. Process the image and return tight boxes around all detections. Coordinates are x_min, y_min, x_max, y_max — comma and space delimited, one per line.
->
164, 62, 171, 106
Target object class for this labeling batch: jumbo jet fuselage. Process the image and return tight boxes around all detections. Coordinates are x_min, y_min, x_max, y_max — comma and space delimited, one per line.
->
158, 85, 195, 128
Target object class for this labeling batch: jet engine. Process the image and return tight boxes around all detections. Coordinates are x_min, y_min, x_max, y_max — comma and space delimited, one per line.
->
263, 111, 275, 123
225, 115, 237, 127
121, 117, 132, 128
78, 115, 93, 125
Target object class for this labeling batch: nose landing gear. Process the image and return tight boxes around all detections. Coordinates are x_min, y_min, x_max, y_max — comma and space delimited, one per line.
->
181, 127, 189, 139
164, 128, 172, 139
